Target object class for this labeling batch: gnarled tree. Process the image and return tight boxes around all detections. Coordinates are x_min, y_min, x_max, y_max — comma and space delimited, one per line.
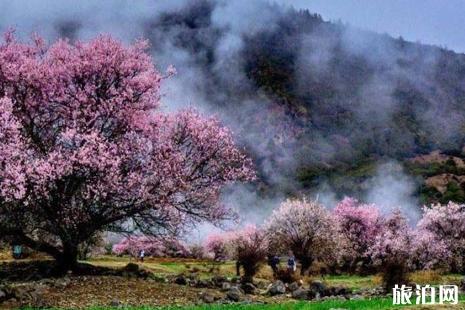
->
0, 33, 254, 271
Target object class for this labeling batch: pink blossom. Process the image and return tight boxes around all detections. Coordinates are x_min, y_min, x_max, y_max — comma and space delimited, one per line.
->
333, 197, 382, 270
0, 33, 255, 270
416, 202, 465, 272
264, 198, 337, 275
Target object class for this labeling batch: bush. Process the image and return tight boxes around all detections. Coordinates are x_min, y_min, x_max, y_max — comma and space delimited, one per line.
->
230, 225, 268, 283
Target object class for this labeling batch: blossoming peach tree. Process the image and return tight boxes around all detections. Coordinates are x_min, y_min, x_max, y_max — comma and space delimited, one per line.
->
333, 197, 382, 273
0, 33, 254, 271
367, 210, 413, 290
415, 202, 465, 272
264, 198, 337, 275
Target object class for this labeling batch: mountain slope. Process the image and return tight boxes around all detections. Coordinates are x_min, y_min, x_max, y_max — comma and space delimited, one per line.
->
140, 1, 465, 202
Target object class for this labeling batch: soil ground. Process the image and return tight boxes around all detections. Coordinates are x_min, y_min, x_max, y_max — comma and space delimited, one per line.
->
0, 253, 464, 309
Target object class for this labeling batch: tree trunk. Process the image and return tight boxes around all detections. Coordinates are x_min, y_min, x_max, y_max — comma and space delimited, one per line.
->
56, 243, 79, 273
300, 257, 313, 276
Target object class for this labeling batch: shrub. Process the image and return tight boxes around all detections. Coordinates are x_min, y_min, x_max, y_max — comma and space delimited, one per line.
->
229, 225, 268, 283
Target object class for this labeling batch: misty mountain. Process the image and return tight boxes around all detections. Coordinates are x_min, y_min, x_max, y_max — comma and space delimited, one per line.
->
8, 0, 465, 206
139, 1, 465, 202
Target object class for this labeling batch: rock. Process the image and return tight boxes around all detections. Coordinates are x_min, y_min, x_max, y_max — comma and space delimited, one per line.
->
308, 289, 317, 300
110, 299, 121, 307
14, 286, 47, 308
212, 275, 227, 287
200, 291, 215, 303
241, 283, 257, 294
226, 287, 243, 302
288, 281, 300, 292
350, 294, 364, 300
255, 281, 268, 289
309, 280, 326, 296
268, 280, 286, 296
54, 277, 71, 289
334, 286, 349, 296
174, 275, 188, 285
195, 279, 212, 288
324, 287, 337, 296
292, 288, 309, 300
221, 282, 232, 291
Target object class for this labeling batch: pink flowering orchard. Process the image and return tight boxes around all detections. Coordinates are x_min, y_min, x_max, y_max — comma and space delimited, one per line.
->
112, 236, 190, 258
0, 33, 254, 271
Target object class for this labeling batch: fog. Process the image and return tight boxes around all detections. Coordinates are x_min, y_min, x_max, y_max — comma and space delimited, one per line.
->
0, 0, 459, 238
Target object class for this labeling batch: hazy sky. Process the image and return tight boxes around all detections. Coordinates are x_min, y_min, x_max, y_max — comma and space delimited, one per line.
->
0, 1, 464, 53
288, 0, 465, 53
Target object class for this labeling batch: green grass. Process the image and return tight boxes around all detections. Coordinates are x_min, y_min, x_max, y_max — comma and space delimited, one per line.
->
318, 274, 380, 290
80, 298, 415, 310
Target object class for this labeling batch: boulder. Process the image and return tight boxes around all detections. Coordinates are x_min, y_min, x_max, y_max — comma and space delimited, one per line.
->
174, 275, 188, 285
0, 288, 7, 302
221, 282, 231, 291
54, 277, 71, 289
255, 281, 268, 289
324, 287, 337, 296
309, 280, 326, 296
268, 280, 286, 296
226, 287, 243, 302
288, 281, 300, 292
350, 294, 364, 300
212, 275, 227, 287
292, 288, 309, 300
195, 279, 209, 288
110, 299, 121, 307
200, 291, 215, 303
334, 286, 349, 296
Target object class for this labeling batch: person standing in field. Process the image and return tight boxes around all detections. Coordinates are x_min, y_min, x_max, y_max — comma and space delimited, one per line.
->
287, 251, 296, 273
139, 249, 145, 262
268, 254, 280, 276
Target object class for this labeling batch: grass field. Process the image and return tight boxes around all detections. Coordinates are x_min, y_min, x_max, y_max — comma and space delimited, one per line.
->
61, 296, 465, 310
3, 253, 464, 309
